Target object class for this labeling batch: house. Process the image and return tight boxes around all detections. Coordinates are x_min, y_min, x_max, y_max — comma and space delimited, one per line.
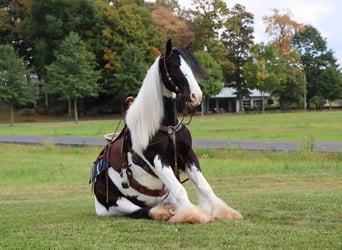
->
208, 87, 270, 113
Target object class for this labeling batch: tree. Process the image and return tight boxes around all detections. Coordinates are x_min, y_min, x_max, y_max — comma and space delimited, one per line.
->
263, 9, 305, 109
317, 66, 342, 108
46, 32, 100, 123
194, 51, 223, 114
263, 9, 304, 61
113, 44, 148, 112
98, 1, 160, 105
243, 43, 284, 112
0, 0, 33, 66
0, 44, 36, 126
20, 0, 99, 79
183, 0, 228, 62
221, 3, 254, 112
293, 24, 340, 108
149, 4, 194, 47
155, 0, 180, 13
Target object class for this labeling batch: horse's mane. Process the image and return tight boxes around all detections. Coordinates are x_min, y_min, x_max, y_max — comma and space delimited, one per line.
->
125, 56, 164, 154
125, 48, 204, 154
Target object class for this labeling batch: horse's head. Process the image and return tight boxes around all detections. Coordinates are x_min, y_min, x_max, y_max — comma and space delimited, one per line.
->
160, 39, 203, 107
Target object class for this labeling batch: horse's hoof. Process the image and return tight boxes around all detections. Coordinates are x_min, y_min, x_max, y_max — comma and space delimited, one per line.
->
214, 202, 243, 220
218, 209, 243, 220
149, 204, 175, 221
168, 205, 214, 224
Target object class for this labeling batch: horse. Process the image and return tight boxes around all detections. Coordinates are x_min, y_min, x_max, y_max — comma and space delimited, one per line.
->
90, 39, 243, 223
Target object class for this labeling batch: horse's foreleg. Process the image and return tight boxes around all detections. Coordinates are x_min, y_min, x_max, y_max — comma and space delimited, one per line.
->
153, 155, 213, 224
185, 164, 243, 220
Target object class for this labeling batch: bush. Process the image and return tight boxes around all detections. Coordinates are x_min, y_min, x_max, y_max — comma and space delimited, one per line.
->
309, 96, 325, 110
19, 108, 36, 121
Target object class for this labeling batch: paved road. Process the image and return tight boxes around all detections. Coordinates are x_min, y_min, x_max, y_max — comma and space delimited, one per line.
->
0, 135, 341, 152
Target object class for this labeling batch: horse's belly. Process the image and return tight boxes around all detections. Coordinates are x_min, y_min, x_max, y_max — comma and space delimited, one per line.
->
108, 168, 167, 207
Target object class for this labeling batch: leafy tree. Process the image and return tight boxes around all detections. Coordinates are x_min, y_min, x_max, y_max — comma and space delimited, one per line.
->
113, 44, 148, 111
221, 3, 254, 111
195, 51, 223, 114
149, 4, 194, 47
243, 43, 284, 112
263, 9, 304, 62
293, 24, 340, 108
113, 2, 160, 59
98, 1, 160, 103
0, 0, 32, 66
263, 9, 305, 109
0, 44, 36, 126
155, 0, 180, 13
317, 66, 342, 108
20, 0, 98, 79
46, 32, 100, 123
183, 0, 228, 61
274, 68, 304, 110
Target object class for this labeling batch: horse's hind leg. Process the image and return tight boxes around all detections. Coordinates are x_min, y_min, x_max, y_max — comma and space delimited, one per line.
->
185, 163, 243, 220
94, 169, 173, 221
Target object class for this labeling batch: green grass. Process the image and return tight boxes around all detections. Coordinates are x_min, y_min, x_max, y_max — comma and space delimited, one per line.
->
1, 111, 341, 142
1, 144, 341, 249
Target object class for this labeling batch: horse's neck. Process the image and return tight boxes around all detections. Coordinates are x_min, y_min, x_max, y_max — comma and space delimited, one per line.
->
161, 96, 178, 127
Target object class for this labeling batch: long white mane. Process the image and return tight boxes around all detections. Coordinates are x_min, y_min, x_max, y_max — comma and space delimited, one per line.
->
125, 56, 164, 154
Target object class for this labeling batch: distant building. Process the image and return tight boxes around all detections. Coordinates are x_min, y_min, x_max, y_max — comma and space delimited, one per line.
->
208, 87, 270, 113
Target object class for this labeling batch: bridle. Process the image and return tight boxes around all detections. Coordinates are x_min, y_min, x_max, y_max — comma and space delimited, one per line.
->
162, 50, 185, 100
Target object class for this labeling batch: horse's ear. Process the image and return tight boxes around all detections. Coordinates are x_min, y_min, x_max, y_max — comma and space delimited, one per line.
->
185, 41, 193, 50
165, 39, 172, 58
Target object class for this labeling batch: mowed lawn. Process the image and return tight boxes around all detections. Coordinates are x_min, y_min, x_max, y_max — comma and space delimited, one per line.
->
0, 143, 341, 249
0, 110, 341, 142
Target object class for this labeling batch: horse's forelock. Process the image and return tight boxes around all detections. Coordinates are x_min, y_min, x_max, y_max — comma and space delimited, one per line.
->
174, 48, 205, 83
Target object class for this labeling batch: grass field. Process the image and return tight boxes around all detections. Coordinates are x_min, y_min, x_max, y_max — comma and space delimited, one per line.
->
0, 143, 341, 249
0, 110, 342, 142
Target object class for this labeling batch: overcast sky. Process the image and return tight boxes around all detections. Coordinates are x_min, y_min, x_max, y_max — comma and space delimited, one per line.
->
178, 0, 342, 66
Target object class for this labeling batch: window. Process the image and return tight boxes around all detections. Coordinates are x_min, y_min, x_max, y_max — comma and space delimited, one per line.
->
253, 99, 263, 109
243, 99, 251, 109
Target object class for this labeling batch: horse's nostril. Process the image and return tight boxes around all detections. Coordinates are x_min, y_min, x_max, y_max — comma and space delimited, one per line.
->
191, 93, 196, 100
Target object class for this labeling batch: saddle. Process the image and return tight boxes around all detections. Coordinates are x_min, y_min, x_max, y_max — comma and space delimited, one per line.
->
89, 126, 130, 182
90, 126, 167, 197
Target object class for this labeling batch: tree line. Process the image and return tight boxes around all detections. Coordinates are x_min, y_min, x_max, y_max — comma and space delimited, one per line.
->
0, 0, 341, 124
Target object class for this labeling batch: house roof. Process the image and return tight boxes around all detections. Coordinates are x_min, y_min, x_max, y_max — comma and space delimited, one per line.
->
210, 87, 269, 98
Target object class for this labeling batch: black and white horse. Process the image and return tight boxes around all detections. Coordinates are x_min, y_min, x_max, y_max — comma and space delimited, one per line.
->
91, 40, 242, 223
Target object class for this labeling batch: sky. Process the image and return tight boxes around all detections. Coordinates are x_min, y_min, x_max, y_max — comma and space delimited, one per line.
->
177, 0, 342, 66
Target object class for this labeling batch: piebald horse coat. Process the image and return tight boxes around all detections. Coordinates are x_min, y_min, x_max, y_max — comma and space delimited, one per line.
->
91, 40, 242, 223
